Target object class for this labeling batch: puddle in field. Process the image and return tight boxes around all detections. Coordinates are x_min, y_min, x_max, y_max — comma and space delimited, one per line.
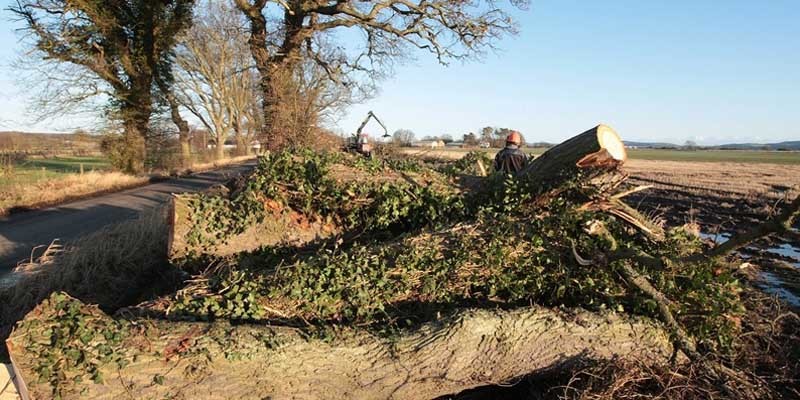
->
761, 271, 800, 307
698, 231, 731, 244
768, 243, 800, 261
0, 274, 18, 290
699, 231, 800, 307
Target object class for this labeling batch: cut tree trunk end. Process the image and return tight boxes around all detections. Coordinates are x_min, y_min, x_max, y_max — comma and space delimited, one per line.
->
7, 293, 674, 400
520, 124, 627, 188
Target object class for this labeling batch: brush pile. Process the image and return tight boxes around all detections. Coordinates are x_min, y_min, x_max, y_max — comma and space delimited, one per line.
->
6, 126, 799, 399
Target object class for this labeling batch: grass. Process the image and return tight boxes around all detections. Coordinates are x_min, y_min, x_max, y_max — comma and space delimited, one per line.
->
0, 154, 256, 215
400, 147, 800, 164
0, 209, 174, 362
0, 156, 112, 188
0, 170, 149, 215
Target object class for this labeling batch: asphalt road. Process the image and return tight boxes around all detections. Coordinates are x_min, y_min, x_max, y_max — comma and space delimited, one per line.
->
0, 161, 256, 282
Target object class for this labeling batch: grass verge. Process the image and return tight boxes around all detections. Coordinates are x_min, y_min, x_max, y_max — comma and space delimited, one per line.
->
0, 170, 150, 215
0, 208, 176, 362
0, 155, 256, 216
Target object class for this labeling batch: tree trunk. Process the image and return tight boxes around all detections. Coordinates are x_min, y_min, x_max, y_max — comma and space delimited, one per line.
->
167, 94, 192, 168
240, 1, 306, 151
239, 4, 276, 150
119, 86, 153, 174
121, 116, 148, 174
168, 126, 631, 259
180, 135, 192, 167
520, 124, 627, 186
168, 193, 339, 260
216, 138, 226, 160
232, 118, 247, 156
7, 294, 673, 400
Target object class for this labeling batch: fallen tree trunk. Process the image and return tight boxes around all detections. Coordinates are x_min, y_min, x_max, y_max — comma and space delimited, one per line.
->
8, 126, 713, 399
520, 124, 627, 184
168, 193, 338, 260
7, 293, 673, 400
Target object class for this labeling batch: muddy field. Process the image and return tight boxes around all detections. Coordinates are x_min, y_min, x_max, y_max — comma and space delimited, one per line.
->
624, 159, 800, 227
400, 149, 800, 227
623, 160, 800, 308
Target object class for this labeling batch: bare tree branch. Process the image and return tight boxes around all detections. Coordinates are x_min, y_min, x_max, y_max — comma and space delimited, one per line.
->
234, 0, 527, 147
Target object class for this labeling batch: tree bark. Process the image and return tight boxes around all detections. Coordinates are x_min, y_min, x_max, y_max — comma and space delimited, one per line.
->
232, 118, 248, 156
118, 79, 154, 174
215, 139, 226, 161
169, 101, 191, 168
164, 90, 192, 168
168, 194, 338, 261
237, 0, 308, 151
7, 295, 673, 400
120, 115, 148, 174
236, 1, 275, 150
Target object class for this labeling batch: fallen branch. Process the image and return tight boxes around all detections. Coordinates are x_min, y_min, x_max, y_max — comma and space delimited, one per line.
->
611, 185, 653, 200
709, 195, 800, 258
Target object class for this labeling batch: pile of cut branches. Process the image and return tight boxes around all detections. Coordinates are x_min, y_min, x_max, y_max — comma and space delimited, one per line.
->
6, 126, 799, 399
169, 149, 462, 259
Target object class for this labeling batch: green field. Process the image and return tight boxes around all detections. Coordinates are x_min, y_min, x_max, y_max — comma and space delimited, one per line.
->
0, 156, 112, 188
625, 148, 800, 164
429, 147, 800, 165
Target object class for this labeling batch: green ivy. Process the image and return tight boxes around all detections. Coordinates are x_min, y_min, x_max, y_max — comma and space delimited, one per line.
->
18, 293, 131, 398
184, 150, 464, 250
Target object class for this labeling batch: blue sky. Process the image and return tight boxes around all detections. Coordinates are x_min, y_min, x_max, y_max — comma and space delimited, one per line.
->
1, 0, 798, 144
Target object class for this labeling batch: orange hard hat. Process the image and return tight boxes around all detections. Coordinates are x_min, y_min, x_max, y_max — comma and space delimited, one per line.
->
506, 131, 522, 145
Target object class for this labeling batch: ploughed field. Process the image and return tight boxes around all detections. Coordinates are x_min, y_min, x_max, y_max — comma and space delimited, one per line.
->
625, 159, 800, 226
624, 159, 800, 309
401, 147, 800, 227
400, 147, 800, 164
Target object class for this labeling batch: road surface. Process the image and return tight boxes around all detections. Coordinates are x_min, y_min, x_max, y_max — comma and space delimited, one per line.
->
0, 161, 256, 283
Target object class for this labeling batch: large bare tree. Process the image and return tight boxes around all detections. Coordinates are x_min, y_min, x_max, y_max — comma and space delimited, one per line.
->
234, 0, 527, 149
174, 0, 260, 159
9, 0, 195, 173
270, 51, 366, 148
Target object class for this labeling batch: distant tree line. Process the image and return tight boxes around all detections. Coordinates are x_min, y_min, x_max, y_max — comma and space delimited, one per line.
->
462, 126, 526, 147
0, 130, 101, 156
391, 126, 535, 148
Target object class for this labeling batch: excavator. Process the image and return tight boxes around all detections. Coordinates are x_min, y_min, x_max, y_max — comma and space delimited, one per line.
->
346, 111, 390, 158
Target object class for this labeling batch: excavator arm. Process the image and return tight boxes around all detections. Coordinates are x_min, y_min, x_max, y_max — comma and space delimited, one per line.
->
356, 111, 389, 138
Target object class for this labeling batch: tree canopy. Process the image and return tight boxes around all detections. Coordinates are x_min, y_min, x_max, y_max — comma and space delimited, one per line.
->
234, 0, 528, 147
9, 0, 195, 172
